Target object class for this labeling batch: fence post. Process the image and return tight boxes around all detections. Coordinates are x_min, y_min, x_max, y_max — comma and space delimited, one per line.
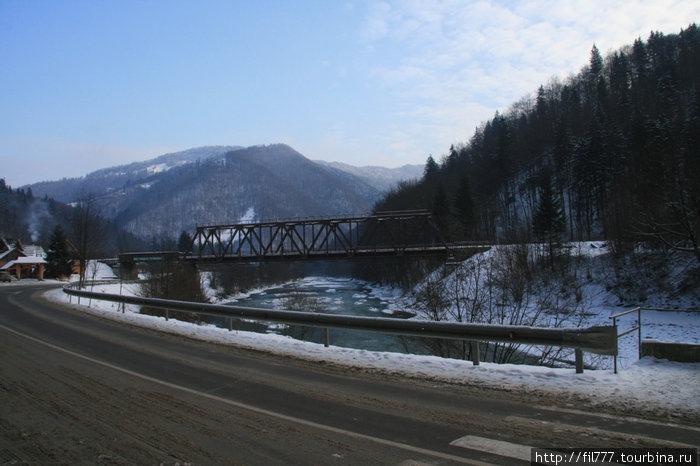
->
638, 307, 642, 360
575, 348, 584, 374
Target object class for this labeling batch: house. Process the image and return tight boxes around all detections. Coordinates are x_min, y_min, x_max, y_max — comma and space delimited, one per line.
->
64, 239, 82, 276
0, 238, 46, 280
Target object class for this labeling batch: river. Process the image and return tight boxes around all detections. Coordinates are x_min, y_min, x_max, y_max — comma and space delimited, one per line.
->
223, 276, 419, 353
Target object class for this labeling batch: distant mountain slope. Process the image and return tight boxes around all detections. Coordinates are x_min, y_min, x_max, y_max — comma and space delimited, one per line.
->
314, 161, 422, 192
29, 144, 397, 239
114, 144, 380, 238
29, 146, 240, 203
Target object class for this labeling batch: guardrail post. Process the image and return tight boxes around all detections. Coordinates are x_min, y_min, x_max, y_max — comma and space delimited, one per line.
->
228, 317, 233, 331
165, 309, 169, 321
638, 307, 642, 360
613, 316, 618, 374
471, 341, 480, 366
575, 349, 584, 373
324, 328, 330, 348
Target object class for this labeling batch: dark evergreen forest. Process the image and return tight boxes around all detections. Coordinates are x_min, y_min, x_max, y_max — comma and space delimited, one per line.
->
0, 179, 145, 256
375, 25, 700, 263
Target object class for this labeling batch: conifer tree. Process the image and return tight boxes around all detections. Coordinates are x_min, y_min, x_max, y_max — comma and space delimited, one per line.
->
589, 44, 603, 76
178, 231, 193, 252
454, 175, 475, 238
46, 225, 73, 278
432, 186, 450, 241
423, 155, 440, 185
533, 168, 565, 262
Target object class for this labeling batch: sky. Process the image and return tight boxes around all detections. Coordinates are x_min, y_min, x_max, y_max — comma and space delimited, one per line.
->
1, 1, 698, 187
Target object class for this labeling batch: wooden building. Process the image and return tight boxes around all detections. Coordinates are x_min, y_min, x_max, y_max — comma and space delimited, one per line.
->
0, 239, 46, 280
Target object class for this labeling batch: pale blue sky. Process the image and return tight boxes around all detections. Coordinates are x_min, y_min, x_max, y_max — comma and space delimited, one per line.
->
1, 0, 698, 186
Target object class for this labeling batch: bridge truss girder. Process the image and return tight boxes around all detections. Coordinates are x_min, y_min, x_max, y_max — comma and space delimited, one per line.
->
187, 210, 449, 262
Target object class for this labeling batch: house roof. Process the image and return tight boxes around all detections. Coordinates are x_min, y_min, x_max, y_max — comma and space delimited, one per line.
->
22, 245, 45, 257
0, 256, 47, 270
0, 238, 46, 262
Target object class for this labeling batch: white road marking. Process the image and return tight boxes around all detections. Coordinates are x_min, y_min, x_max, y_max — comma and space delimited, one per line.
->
504, 415, 700, 448
450, 435, 533, 462
0, 322, 490, 465
533, 405, 700, 432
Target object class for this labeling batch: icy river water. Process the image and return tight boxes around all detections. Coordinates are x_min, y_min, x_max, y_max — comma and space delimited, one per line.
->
224, 276, 419, 353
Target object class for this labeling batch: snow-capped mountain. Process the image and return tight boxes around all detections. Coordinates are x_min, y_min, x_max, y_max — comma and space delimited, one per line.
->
27, 144, 418, 239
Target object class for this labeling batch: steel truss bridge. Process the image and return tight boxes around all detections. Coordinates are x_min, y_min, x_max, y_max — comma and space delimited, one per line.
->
183, 210, 471, 263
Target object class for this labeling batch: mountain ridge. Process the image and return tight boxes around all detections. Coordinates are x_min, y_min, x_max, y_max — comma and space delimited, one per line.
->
314, 160, 422, 192
26, 143, 421, 239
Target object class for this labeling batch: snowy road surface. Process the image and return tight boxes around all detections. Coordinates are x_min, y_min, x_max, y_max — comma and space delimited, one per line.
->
0, 282, 698, 464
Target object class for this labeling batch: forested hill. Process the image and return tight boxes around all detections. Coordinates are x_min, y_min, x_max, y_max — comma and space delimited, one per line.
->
0, 179, 146, 255
376, 25, 700, 259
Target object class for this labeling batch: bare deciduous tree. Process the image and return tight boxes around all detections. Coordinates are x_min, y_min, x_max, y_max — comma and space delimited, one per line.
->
70, 193, 107, 288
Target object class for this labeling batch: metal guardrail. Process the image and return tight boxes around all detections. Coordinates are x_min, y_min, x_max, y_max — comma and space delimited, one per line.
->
63, 284, 618, 373
610, 307, 700, 374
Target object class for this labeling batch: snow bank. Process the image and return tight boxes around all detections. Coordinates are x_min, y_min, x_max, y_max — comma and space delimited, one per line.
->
84, 261, 117, 280
44, 281, 700, 420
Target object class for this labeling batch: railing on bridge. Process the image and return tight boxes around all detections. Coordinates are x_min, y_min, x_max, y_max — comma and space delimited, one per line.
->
186, 210, 454, 262
119, 251, 182, 265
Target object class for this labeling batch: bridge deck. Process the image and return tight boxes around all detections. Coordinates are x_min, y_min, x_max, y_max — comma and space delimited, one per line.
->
182, 244, 488, 263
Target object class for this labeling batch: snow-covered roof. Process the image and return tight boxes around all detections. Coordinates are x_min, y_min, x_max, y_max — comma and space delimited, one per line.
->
0, 238, 45, 262
0, 249, 14, 261
22, 245, 45, 257
0, 256, 47, 269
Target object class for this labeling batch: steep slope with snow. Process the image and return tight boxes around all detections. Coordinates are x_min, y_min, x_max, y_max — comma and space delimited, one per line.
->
116, 144, 381, 238
29, 146, 240, 203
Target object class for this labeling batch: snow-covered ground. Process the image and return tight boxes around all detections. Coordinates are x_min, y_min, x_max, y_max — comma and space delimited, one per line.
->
40, 259, 700, 421
399, 242, 699, 370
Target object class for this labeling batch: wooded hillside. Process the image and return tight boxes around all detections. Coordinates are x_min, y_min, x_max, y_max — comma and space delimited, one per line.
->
376, 25, 700, 262
0, 179, 145, 256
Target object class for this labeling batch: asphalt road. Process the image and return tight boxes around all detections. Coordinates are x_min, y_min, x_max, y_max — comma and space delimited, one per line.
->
1, 283, 698, 465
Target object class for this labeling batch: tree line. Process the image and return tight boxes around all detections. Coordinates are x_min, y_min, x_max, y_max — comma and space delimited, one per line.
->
0, 180, 146, 279
375, 25, 700, 264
